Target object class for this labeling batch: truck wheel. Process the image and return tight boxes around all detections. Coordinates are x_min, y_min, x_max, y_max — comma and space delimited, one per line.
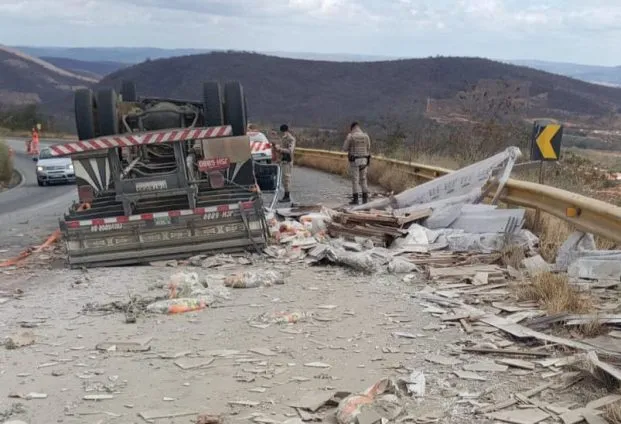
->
97, 88, 119, 136
121, 80, 137, 102
203, 82, 224, 126
224, 81, 247, 136
75, 88, 96, 140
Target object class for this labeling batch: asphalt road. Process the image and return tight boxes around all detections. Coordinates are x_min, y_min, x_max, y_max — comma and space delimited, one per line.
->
0, 138, 359, 259
0, 139, 77, 257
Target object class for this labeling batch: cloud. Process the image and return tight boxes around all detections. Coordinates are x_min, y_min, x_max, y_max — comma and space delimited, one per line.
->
0, 0, 620, 65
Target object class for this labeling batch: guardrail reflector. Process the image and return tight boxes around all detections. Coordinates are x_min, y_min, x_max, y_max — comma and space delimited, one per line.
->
566, 207, 581, 218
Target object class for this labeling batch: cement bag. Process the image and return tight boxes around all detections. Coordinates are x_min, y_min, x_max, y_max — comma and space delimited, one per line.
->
300, 213, 331, 235
336, 378, 404, 424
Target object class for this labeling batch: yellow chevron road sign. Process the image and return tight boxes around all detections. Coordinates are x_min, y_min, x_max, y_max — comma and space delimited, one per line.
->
531, 121, 563, 161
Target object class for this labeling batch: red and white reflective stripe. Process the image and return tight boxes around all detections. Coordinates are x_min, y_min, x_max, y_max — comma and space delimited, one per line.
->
49, 126, 233, 156
65, 201, 256, 229
250, 141, 271, 152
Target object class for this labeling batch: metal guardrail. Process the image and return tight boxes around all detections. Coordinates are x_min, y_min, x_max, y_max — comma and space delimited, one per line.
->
295, 148, 621, 244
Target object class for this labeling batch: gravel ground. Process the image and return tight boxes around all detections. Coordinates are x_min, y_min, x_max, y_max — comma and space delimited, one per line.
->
0, 163, 609, 424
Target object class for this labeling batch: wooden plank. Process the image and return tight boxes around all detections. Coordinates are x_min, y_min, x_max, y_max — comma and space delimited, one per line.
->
477, 314, 621, 357
462, 347, 550, 358
477, 383, 553, 414
396, 208, 433, 225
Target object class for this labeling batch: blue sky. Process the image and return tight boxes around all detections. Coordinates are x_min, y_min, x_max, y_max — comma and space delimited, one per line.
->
1, 0, 620, 65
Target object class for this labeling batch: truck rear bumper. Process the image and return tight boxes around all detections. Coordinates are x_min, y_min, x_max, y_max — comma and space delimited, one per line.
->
60, 197, 268, 268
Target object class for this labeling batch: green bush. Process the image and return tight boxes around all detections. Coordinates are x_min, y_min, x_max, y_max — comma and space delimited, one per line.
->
0, 140, 14, 186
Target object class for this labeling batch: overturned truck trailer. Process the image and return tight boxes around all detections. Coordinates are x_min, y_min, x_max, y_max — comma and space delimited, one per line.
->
50, 81, 273, 268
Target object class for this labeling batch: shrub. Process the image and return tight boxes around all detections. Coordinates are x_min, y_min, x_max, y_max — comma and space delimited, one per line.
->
0, 140, 14, 187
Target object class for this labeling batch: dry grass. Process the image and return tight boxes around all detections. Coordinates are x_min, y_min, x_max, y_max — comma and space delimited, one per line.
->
523, 210, 574, 262
515, 272, 593, 315
500, 243, 526, 269
578, 318, 610, 338
0, 139, 13, 187
604, 401, 621, 424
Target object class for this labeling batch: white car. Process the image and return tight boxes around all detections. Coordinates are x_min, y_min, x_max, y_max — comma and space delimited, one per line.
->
248, 131, 273, 164
35, 148, 75, 186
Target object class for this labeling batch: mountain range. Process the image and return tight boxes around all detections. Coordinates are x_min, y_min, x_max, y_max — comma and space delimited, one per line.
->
3, 45, 621, 131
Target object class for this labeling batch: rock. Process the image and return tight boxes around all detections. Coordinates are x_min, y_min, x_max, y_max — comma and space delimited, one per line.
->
522, 255, 551, 276
196, 414, 223, 424
5, 331, 35, 349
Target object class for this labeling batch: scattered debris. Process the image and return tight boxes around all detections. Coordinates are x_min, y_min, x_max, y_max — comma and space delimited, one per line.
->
8, 392, 47, 400
138, 409, 198, 421
83, 394, 114, 401
463, 361, 508, 373
249, 348, 277, 357
398, 370, 425, 397
304, 362, 332, 369
228, 400, 261, 407
224, 270, 285, 288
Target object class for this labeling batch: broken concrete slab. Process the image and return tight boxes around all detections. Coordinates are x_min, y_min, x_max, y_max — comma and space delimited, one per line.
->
568, 255, 621, 282
496, 358, 536, 370
95, 336, 152, 352
450, 209, 525, 234
454, 370, 487, 381
488, 408, 550, 424
447, 230, 538, 253
463, 361, 509, 373
288, 391, 339, 412
249, 348, 277, 357
353, 146, 521, 212
174, 357, 215, 370
425, 355, 462, 366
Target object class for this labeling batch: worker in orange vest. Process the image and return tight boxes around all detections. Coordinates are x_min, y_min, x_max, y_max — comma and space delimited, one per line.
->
29, 127, 40, 156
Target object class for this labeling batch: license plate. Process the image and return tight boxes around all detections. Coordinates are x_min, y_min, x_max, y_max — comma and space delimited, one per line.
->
198, 157, 230, 172
135, 180, 168, 192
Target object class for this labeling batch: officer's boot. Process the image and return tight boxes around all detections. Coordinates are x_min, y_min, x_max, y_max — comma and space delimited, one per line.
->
362, 193, 369, 204
349, 193, 359, 205
280, 191, 291, 203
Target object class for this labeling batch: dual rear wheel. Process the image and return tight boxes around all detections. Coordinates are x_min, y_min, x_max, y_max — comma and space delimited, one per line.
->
74, 81, 248, 141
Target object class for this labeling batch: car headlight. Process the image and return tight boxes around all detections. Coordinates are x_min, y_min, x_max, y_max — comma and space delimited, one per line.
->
37, 166, 44, 172
67, 164, 74, 171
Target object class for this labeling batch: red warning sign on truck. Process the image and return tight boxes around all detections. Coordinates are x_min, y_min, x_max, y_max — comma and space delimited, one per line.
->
198, 157, 230, 172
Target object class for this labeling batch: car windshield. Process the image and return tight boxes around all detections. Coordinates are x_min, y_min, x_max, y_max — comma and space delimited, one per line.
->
38, 149, 53, 159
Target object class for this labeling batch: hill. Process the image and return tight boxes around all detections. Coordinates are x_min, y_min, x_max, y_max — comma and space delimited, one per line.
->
14, 46, 212, 64
0, 45, 93, 107
41, 57, 127, 80
100, 52, 621, 126
509, 60, 621, 87
14, 46, 398, 64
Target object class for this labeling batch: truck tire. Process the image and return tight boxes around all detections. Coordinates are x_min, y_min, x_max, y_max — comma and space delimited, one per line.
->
97, 88, 119, 136
223, 81, 247, 136
203, 82, 224, 126
121, 80, 137, 102
75, 88, 96, 140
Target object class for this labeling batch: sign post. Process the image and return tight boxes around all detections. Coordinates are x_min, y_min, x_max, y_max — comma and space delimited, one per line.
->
530, 120, 563, 229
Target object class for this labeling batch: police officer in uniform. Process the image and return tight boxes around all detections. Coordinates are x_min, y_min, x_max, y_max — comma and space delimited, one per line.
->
274, 124, 296, 203
343, 122, 371, 205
